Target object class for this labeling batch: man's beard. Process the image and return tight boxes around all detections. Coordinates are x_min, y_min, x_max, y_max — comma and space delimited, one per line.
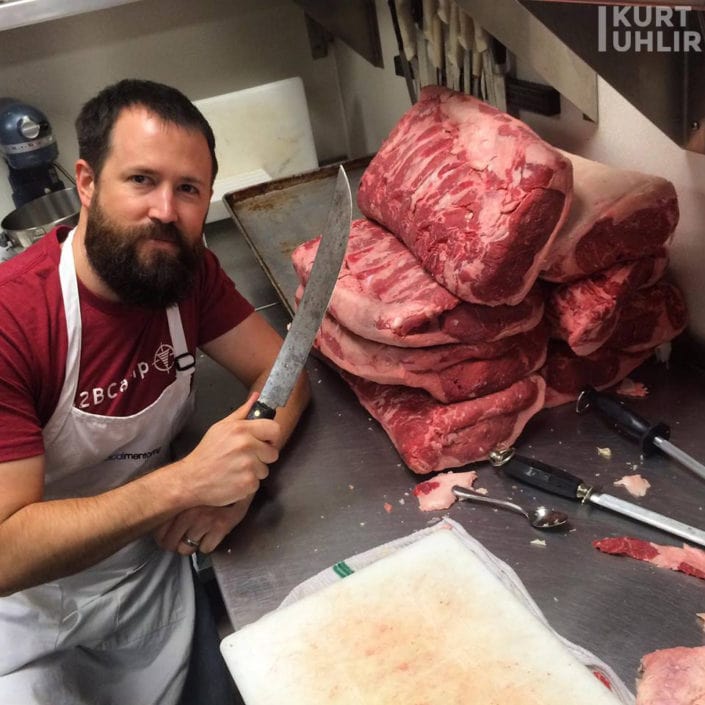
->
85, 198, 205, 308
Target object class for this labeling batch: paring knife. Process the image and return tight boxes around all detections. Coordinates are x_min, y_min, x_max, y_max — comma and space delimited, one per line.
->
577, 386, 705, 483
488, 448, 705, 549
246, 165, 352, 420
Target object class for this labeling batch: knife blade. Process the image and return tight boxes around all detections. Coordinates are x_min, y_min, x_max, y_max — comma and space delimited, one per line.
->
247, 165, 352, 420
577, 386, 705, 483
488, 448, 705, 548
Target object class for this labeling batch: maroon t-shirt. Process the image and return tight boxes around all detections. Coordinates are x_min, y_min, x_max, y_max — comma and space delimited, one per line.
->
0, 227, 254, 462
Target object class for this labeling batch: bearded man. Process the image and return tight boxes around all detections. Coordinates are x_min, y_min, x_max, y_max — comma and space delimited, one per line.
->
0, 79, 309, 705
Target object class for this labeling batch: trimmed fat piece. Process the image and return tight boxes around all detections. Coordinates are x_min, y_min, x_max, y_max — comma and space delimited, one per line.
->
636, 646, 705, 705
613, 474, 651, 498
291, 221, 545, 347
413, 470, 478, 511
357, 85, 573, 306
541, 150, 679, 283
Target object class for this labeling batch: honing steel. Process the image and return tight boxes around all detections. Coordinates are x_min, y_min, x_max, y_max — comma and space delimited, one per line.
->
247, 165, 352, 420
489, 448, 705, 548
576, 386, 705, 483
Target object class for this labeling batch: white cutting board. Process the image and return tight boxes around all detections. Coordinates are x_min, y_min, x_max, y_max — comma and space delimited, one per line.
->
193, 77, 318, 223
221, 531, 623, 705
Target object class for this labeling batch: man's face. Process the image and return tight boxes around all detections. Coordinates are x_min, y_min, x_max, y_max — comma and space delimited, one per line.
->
83, 107, 213, 308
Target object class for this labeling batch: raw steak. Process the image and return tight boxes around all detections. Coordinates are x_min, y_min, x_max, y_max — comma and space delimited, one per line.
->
637, 646, 705, 705
541, 150, 679, 283
292, 222, 544, 347
413, 470, 478, 511
593, 536, 705, 580
311, 305, 548, 403
546, 254, 668, 356
604, 282, 688, 352
542, 341, 651, 408
341, 372, 546, 474
357, 85, 573, 305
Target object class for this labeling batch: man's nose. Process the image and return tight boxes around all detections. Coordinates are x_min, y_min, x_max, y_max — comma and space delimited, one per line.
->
148, 185, 177, 223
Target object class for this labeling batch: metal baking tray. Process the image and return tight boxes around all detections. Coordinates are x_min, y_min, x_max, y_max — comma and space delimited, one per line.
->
222, 157, 371, 315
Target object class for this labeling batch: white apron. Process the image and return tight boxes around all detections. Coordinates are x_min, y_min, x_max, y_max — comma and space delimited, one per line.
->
0, 228, 197, 705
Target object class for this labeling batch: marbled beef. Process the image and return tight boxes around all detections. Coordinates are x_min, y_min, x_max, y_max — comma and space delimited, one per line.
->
357, 86, 573, 306
604, 281, 688, 352
546, 254, 668, 356
541, 151, 679, 283
311, 305, 547, 403
340, 373, 546, 474
291, 221, 544, 347
542, 342, 651, 408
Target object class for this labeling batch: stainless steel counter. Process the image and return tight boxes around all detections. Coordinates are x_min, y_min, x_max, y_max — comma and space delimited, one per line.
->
186, 194, 705, 700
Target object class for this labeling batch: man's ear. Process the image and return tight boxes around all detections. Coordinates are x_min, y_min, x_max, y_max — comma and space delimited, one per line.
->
75, 160, 96, 208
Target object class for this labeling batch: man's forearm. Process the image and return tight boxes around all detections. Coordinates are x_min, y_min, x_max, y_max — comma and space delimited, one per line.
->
0, 464, 187, 596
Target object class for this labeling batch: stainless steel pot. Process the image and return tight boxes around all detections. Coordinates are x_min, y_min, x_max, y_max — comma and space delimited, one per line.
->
1, 187, 80, 249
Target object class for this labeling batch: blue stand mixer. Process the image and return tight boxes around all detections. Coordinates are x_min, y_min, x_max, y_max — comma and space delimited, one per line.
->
0, 97, 66, 208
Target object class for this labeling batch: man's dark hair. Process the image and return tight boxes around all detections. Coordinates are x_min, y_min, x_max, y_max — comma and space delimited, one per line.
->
75, 78, 218, 183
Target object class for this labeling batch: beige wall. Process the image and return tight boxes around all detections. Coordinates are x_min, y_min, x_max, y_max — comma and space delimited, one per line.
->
0, 0, 347, 216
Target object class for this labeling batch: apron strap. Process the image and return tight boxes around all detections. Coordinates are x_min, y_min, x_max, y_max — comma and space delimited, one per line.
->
166, 306, 195, 377
55, 227, 83, 413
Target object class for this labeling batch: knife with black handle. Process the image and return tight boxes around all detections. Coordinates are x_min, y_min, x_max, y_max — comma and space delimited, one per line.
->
489, 448, 705, 547
246, 166, 352, 421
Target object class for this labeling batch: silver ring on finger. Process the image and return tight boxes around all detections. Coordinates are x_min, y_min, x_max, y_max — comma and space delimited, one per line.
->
181, 535, 200, 550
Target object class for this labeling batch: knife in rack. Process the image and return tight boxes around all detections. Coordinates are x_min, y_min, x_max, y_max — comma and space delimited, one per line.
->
576, 386, 705, 483
488, 448, 705, 549
246, 165, 352, 420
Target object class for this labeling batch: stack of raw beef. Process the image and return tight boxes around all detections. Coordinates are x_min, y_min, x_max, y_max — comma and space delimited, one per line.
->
291, 86, 687, 474
540, 150, 685, 406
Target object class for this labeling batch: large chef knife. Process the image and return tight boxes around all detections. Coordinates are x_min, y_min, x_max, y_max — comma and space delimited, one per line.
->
577, 386, 705, 483
247, 165, 352, 420
488, 448, 705, 548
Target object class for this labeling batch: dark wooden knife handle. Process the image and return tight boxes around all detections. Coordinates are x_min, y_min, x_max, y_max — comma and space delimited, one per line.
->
246, 400, 276, 420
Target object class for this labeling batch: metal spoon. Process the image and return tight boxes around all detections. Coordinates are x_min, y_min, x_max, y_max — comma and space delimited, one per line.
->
452, 486, 569, 530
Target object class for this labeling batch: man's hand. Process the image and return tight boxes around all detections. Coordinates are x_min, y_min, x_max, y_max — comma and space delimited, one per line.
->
172, 393, 280, 508
153, 495, 255, 554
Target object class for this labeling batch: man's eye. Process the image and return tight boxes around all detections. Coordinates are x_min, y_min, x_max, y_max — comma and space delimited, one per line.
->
130, 175, 148, 184
180, 184, 199, 195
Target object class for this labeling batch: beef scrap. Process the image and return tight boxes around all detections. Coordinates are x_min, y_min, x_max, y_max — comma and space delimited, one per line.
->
357, 85, 573, 306
593, 536, 705, 581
